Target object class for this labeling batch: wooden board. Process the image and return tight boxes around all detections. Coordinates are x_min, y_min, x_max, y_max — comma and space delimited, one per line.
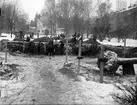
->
118, 58, 137, 64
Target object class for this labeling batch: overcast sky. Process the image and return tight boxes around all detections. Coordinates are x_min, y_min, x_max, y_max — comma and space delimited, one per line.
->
20, 0, 45, 20
19, 0, 134, 20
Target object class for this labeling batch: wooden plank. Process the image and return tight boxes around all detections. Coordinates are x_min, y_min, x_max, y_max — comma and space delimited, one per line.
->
118, 58, 137, 64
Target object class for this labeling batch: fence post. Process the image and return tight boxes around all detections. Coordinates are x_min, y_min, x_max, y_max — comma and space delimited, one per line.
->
100, 44, 104, 83
44, 42, 46, 52
77, 35, 83, 75
65, 33, 68, 65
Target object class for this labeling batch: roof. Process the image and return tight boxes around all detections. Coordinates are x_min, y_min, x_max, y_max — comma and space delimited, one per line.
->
116, 4, 137, 14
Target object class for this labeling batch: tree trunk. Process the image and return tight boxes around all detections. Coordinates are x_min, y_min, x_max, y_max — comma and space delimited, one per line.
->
86, 29, 89, 38
10, 21, 13, 38
37, 33, 39, 38
118, 38, 120, 43
0, 30, 1, 36
50, 19, 53, 38
123, 36, 126, 57
11, 28, 12, 38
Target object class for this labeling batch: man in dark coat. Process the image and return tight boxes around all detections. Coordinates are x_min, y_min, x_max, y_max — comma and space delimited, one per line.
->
72, 33, 77, 45
26, 36, 30, 42
28, 41, 35, 54
47, 39, 54, 56
59, 40, 64, 55
37, 41, 41, 55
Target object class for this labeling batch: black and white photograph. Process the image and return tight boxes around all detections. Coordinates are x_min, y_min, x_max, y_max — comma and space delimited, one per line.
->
0, 0, 137, 104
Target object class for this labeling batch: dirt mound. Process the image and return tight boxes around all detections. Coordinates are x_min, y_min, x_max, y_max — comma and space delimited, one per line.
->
0, 64, 20, 80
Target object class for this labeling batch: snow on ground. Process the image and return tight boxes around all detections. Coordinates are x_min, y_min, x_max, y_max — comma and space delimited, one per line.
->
0, 53, 136, 104
97, 38, 137, 47
33, 34, 47, 39
0, 33, 15, 41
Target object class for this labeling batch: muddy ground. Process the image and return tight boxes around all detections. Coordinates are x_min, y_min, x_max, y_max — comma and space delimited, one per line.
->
0, 52, 136, 104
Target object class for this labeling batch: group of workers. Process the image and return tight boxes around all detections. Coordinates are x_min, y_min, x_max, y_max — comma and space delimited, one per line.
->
27, 38, 64, 56
25, 32, 98, 56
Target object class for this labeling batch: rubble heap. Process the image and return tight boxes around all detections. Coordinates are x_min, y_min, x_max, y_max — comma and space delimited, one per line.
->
0, 58, 19, 80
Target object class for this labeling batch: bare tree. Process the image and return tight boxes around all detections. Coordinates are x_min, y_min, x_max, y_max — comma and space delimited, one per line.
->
56, 0, 73, 34
16, 11, 29, 31
40, 0, 94, 38
2, 2, 14, 37
41, 0, 56, 37
82, 0, 93, 38
0, 0, 7, 35
57, 0, 93, 35
111, 0, 134, 41
1, 0, 28, 37
93, 1, 111, 41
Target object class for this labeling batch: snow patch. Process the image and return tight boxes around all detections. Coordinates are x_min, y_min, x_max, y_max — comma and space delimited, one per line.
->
0, 33, 15, 41
97, 38, 137, 47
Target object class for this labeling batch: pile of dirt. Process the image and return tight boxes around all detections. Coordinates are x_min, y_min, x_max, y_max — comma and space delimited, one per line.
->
0, 64, 20, 80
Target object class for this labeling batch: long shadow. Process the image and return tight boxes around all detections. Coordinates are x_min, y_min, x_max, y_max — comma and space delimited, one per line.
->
80, 65, 100, 76
81, 65, 125, 83
59, 64, 77, 79
81, 65, 123, 77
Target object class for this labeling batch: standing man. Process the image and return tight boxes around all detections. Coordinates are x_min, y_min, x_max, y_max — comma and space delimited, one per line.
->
37, 41, 41, 55
59, 40, 64, 55
72, 33, 77, 45
47, 39, 54, 56
26, 36, 30, 42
